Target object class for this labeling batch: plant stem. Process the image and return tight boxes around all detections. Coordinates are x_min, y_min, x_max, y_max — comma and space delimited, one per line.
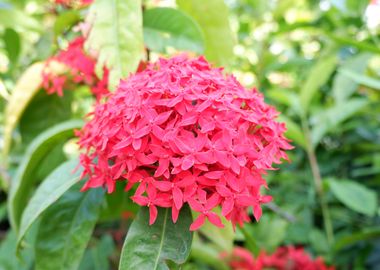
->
302, 119, 334, 247
238, 224, 260, 256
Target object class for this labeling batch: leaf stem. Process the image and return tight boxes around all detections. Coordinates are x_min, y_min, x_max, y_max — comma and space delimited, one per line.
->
238, 224, 260, 256
302, 119, 334, 247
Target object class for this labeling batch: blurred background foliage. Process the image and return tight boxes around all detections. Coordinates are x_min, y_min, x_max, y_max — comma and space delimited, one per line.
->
0, 0, 379, 269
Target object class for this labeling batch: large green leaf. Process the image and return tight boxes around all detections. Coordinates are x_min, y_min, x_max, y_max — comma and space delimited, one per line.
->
85, 0, 143, 89
17, 159, 83, 251
35, 184, 104, 270
177, 0, 235, 67
300, 55, 337, 113
0, 231, 34, 270
143, 7, 204, 54
19, 90, 73, 146
311, 98, 367, 146
328, 178, 378, 216
8, 120, 83, 231
3, 61, 67, 158
3, 62, 45, 158
119, 205, 193, 270
332, 53, 371, 103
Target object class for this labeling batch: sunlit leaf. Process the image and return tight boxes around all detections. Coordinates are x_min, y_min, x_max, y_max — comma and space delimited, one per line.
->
85, 0, 143, 89
119, 206, 193, 270
143, 7, 205, 53
3, 61, 67, 159
339, 69, 380, 91
300, 55, 337, 113
177, 0, 235, 67
54, 10, 81, 36
332, 53, 371, 103
0, 8, 40, 32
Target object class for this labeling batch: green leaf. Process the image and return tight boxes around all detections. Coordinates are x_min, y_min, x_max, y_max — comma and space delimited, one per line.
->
4, 28, 21, 63
17, 159, 83, 251
177, 0, 235, 67
311, 98, 367, 146
8, 120, 83, 231
198, 208, 234, 252
143, 7, 204, 54
191, 234, 229, 270
85, 0, 143, 89
35, 184, 104, 270
0, 8, 40, 32
250, 215, 288, 253
3, 61, 67, 158
328, 178, 378, 216
332, 53, 371, 103
119, 205, 193, 270
3, 62, 45, 158
339, 69, 380, 91
277, 115, 306, 148
334, 227, 380, 251
300, 55, 337, 113
0, 231, 34, 270
54, 10, 81, 36
78, 235, 115, 270
19, 90, 73, 146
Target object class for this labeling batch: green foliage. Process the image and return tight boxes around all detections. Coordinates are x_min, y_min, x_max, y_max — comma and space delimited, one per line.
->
177, 0, 235, 67
35, 184, 104, 270
328, 178, 378, 216
8, 120, 83, 231
17, 159, 82, 251
86, 0, 143, 89
1, 0, 380, 269
143, 7, 205, 54
119, 206, 193, 270
300, 55, 337, 114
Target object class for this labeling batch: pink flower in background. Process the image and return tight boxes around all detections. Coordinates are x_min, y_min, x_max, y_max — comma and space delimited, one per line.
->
77, 55, 292, 230
54, 0, 93, 8
224, 246, 334, 270
255, 246, 335, 270
42, 36, 109, 100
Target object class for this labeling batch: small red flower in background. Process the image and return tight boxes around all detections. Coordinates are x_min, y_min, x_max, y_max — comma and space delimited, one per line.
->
42, 36, 109, 100
77, 55, 292, 230
224, 246, 334, 270
54, 0, 92, 8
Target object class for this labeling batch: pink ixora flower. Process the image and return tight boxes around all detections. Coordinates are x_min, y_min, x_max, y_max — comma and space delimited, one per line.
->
77, 54, 292, 230
42, 36, 109, 100
223, 246, 335, 270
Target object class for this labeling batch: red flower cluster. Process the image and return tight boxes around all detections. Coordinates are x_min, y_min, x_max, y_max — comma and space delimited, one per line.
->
42, 36, 109, 99
54, 0, 92, 8
77, 55, 291, 230
225, 246, 334, 270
